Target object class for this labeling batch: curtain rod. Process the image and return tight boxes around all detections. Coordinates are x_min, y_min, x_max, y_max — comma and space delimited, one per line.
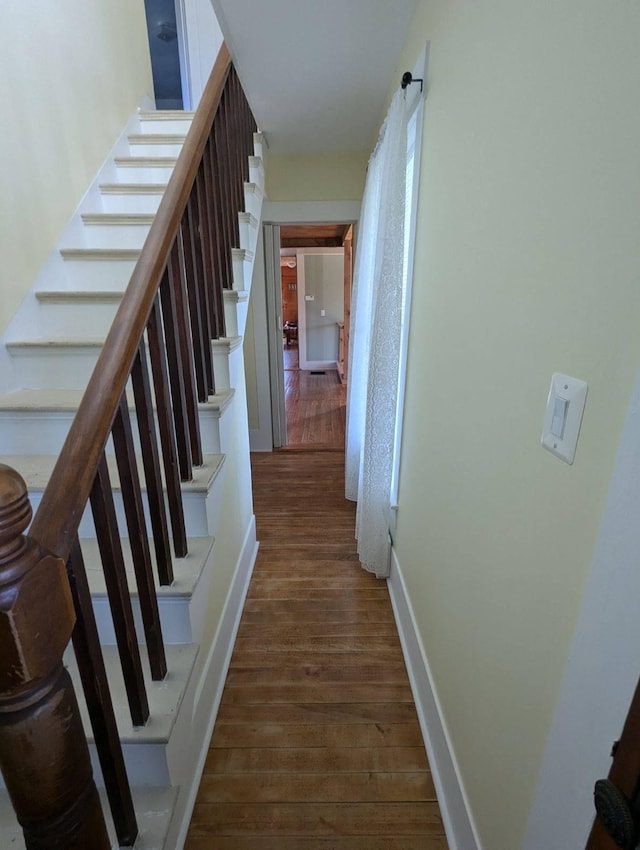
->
401, 71, 423, 92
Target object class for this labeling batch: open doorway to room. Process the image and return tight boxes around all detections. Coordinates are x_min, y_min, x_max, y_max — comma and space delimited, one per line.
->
273, 223, 354, 448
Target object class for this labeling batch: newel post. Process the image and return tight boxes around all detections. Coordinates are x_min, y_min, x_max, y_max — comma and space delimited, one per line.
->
0, 464, 110, 849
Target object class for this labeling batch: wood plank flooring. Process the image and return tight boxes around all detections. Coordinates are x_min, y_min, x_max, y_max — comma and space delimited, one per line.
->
184, 450, 449, 849
284, 343, 346, 447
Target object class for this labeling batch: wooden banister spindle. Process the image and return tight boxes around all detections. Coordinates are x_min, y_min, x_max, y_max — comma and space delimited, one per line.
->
130, 343, 175, 583
180, 205, 210, 402
146, 296, 188, 558
160, 262, 193, 481
167, 240, 204, 467
231, 72, 245, 220
192, 162, 220, 377
66, 538, 137, 846
0, 464, 109, 849
212, 102, 233, 289
90, 453, 149, 727
203, 139, 226, 338
222, 86, 241, 250
224, 83, 241, 249
112, 394, 167, 680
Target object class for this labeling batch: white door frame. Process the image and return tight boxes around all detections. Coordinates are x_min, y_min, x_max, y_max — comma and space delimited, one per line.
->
262, 201, 361, 449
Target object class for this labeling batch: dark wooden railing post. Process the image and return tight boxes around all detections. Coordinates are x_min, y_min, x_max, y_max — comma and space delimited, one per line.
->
0, 464, 109, 849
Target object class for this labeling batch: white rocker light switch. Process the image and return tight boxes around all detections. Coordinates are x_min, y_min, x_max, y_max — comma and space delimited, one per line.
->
541, 373, 588, 465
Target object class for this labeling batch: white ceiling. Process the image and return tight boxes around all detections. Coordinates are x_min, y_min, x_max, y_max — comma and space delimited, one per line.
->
211, 0, 419, 153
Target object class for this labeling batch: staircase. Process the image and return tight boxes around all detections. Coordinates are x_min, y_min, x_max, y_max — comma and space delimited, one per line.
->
0, 51, 265, 849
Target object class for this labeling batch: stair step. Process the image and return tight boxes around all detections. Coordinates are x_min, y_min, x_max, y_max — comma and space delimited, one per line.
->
7, 323, 241, 392
0, 387, 235, 455
232, 248, 255, 292
61, 247, 141, 261
138, 109, 195, 134
238, 212, 259, 253
0, 785, 178, 850
99, 183, 167, 214
223, 289, 249, 337
253, 131, 267, 161
243, 181, 264, 221
36, 289, 123, 303
83, 535, 215, 645
114, 157, 177, 182
0, 452, 226, 539
67, 642, 200, 787
212, 336, 243, 390
248, 155, 265, 190
81, 213, 155, 226
128, 134, 187, 157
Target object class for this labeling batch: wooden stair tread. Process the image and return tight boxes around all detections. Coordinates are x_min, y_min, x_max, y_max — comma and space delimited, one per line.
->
80, 535, 214, 599
65, 642, 199, 744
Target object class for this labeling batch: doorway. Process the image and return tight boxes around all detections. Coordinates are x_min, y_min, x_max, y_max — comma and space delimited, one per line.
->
267, 223, 354, 448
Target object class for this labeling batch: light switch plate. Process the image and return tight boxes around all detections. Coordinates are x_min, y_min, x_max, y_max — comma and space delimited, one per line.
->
541, 373, 588, 464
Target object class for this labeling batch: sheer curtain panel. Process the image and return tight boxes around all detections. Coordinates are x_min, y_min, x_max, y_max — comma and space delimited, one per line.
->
345, 89, 408, 578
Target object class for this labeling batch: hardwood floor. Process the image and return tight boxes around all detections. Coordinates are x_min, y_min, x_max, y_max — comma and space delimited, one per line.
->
184, 450, 449, 849
284, 343, 346, 447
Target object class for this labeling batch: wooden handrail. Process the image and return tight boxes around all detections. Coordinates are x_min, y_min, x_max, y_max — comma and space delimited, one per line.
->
29, 44, 232, 563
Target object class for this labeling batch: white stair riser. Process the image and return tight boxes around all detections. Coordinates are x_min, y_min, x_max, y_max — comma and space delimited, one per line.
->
88, 645, 201, 789
34, 300, 120, 338
232, 251, 254, 291
59, 257, 136, 289
249, 157, 265, 191
128, 141, 185, 157
238, 215, 258, 254
8, 346, 102, 390
137, 117, 193, 134
0, 406, 224, 457
25, 467, 222, 540
75, 223, 152, 250
243, 183, 263, 222
92, 538, 215, 647
100, 190, 164, 215
253, 133, 265, 160
223, 298, 249, 339
115, 163, 176, 183
91, 742, 171, 788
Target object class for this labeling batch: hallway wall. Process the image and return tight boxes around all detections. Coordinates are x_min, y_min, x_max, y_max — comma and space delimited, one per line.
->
391, 2, 640, 847
1, 2, 153, 335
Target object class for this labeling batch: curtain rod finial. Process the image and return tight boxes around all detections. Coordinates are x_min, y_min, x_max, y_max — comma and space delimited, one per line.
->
401, 71, 423, 92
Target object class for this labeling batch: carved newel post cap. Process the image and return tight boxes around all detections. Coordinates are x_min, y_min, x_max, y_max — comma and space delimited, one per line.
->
0, 464, 32, 553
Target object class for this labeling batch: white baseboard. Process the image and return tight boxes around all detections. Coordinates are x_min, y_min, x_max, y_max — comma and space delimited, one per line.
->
249, 427, 273, 452
387, 548, 482, 850
171, 514, 258, 850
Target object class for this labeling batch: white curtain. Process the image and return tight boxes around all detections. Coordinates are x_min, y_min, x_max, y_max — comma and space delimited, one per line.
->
346, 89, 408, 578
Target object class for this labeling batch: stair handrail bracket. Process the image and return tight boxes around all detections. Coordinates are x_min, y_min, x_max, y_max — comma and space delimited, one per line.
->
29, 43, 234, 562
0, 464, 110, 849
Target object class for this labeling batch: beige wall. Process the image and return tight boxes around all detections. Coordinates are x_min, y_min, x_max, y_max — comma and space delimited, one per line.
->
0, 2, 153, 335
266, 151, 368, 201
392, 1, 640, 847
